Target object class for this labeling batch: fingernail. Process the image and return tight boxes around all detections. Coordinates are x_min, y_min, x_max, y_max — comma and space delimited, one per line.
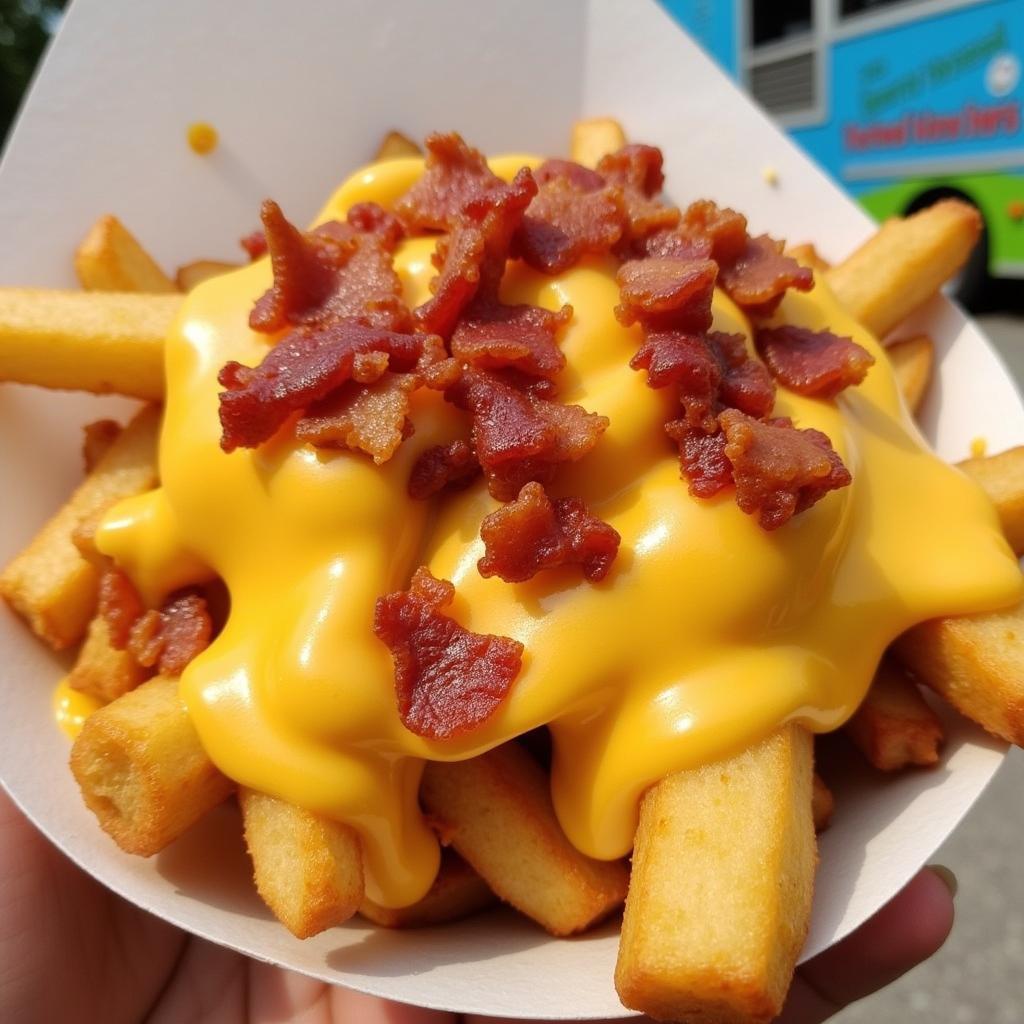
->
928, 864, 958, 899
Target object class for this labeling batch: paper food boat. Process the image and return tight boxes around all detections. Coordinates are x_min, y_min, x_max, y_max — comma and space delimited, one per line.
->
0, 0, 1020, 1018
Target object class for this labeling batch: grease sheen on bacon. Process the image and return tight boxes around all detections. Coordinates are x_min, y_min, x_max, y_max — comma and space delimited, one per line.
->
756, 325, 875, 399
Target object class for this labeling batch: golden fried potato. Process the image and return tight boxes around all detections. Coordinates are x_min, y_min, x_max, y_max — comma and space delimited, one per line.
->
886, 334, 934, 414
0, 405, 160, 649
68, 613, 151, 704
0, 289, 178, 399
239, 788, 364, 938
894, 601, 1024, 747
81, 418, 123, 473
827, 200, 981, 338
787, 243, 831, 274
615, 726, 816, 1023
846, 659, 943, 771
571, 117, 626, 168
420, 743, 628, 936
958, 446, 1024, 555
70, 675, 234, 856
75, 215, 177, 293
359, 850, 495, 928
174, 259, 239, 292
373, 130, 421, 161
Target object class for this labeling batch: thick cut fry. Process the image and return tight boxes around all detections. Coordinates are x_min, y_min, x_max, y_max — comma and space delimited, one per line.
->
239, 788, 364, 938
175, 259, 239, 292
616, 726, 815, 1024
846, 659, 943, 771
571, 117, 627, 168
1, 406, 161, 649
359, 850, 495, 928
787, 243, 831, 274
0, 289, 178, 399
826, 200, 981, 338
75, 215, 178, 294
374, 130, 421, 161
68, 613, 150, 703
811, 773, 834, 833
420, 743, 628, 936
958, 446, 1024, 555
886, 334, 934, 414
69, 675, 234, 855
894, 600, 1024, 747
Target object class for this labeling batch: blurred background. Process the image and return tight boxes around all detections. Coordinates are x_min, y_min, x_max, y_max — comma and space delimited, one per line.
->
1, 0, 1021, 1021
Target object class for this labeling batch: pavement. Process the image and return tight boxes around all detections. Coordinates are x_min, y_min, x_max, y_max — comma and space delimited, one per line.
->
836, 310, 1024, 1023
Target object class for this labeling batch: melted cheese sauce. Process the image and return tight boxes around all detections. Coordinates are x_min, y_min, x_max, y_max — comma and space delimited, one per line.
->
53, 677, 101, 739
96, 155, 1022, 907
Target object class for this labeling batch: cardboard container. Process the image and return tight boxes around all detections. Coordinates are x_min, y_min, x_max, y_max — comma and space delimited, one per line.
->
0, 0, 1020, 1017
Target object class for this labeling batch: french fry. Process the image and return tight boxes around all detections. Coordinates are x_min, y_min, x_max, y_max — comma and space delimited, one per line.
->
811, 773, 834, 833
68, 613, 150, 704
374, 130, 421, 161
846, 659, 943, 771
174, 259, 239, 292
75, 214, 178, 294
420, 743, 629, 936
571, 117, 626, 168
958, 446, 1024, 555
826, 200, 981, 338
0, 288, 178, 399
359, 849, 495, 928
81, 418, 123, 473
69, 674, 234, 856
894, 600, 1024, 747
239, 788, 364, 938
886, 334, 934, 414
0, 405, 160, 649
615, 726, 815, 1023
787, 242, 831, 274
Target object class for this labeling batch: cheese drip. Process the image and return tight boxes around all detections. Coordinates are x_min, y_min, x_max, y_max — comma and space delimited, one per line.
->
96, 155, 1022, 907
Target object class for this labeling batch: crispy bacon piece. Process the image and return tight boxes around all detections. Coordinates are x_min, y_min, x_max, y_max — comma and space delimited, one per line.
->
534, 159, 605, 191
637, 228, 713, 261
373, 566, 523, 739
295, 373, 418, 464
395, 132, 503, 232
717, 234, 814, 317
99, 567, 146, 648
448, 368, 608, 501
128, 593, 212, 677
414, 168, 538, 338
240, 230, 268, 261
477, 482, 620, 583
451, 302, 572, 379
218, 320, 432, 451
408, 439, 481, 499
756, 325, 875, 399
249, 200, 409, 333
680, 200, 748, 263
720, 409, 851, 529
615, 257, 717, 332
515, 177, 626, 274
719, 357, 776, 419
596, 144, 679, 242
665, 420, 733, 498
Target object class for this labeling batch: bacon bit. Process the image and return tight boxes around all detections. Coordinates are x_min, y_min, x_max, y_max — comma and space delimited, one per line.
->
296, 373, 418, 464
756, 325, 874, 399
240, 230, 268, 261
395, 132, 504, 232
720, 410, 851, 529
352, 350, 390, 384
451, 302, 572, 379
249, 200, 409, 333
534, 159, 605, 191
478, 482, 620, 583
448, 368, 608, 501
373, 566, 523, 739
719, 357, 776, 419
218, 320, 431, 451
515, 177, 626, 274
99, 568, 146, 648
596, 144, 679, 242
680, 200, 748, 263
717, 234, 813, 316
638, 228, 713, 261
127, 593, 212, 676
408, 440, 480, 499
665, 420, 733, 498
615, 257, 717, 332
414, 169, 537, 338
422, 357, 463, 391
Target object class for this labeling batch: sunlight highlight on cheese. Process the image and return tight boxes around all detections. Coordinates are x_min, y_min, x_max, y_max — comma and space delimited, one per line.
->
95, 155, 1023, 907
